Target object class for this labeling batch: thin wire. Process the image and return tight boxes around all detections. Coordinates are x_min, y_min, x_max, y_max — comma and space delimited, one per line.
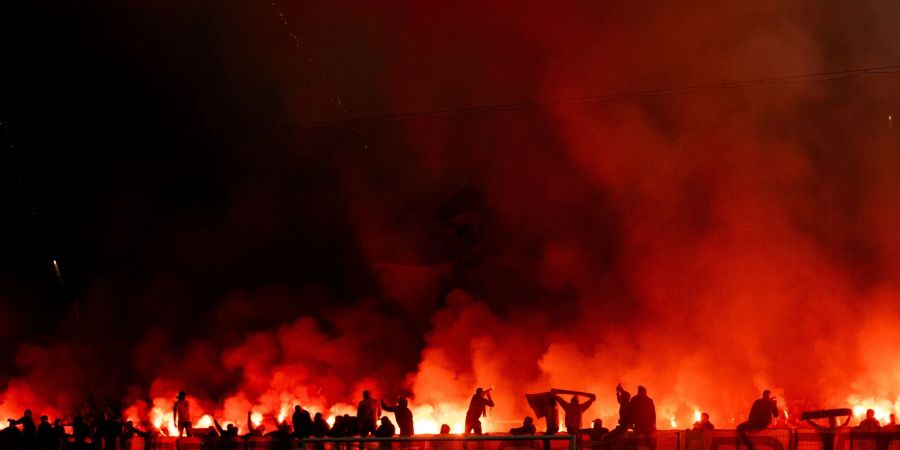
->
254, 63, 900, 133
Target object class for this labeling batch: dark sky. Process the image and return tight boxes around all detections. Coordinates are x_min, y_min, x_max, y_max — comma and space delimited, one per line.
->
2, 0, 900, 424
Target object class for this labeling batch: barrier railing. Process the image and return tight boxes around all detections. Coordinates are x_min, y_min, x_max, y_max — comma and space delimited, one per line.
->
112, 429, 900, 450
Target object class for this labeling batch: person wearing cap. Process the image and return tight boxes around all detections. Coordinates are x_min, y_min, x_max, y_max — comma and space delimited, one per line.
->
581, 419, 609, 442
375, 416, 396, 448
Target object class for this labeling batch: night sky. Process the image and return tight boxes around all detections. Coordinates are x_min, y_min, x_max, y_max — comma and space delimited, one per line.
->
2, 0, 900, 427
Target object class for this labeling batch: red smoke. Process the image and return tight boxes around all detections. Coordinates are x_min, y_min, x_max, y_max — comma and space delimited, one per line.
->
2, 0, 900, 436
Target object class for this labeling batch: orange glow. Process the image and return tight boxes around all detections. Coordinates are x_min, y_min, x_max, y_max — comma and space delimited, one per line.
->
849, 396, 895, 424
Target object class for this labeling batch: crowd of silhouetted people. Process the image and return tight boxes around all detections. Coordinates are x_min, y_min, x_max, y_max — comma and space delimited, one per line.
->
4, 385, 900, 450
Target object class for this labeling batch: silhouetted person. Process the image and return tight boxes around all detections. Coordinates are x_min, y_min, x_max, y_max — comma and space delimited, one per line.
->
692, 413, 714, 431
328, 416, 346, 437
266, 420, 293, 440
245, 412, 266, 438
629, 386, 656, 435
2, 418, 22, 450
581, 419, 609, 442
123, 420, 153, 439
72, 416, 91, 449
439, 424, 451, 435
465, 387, 494, 435
381, 397, 414, 437
885, 414, 898, 431
375, 416, 395, 450
358, 390, 381, 437
375, 416, 395, 437
292, 404, 313, 438
12, 408, 37, 449
174, 391, 192, 437
96, 411, 122, 450
857, 409, 881, 431
52, 419, 66, 449
509, 417, 537, 435
311, 413, 330, 437
737, 390, 779, 450
544, 395, 560, 435
213, 418, 238, 439
555, 394, 596, 434
36, 415, 53, 450
344, 414, 361, 436
616, 383, 631, 430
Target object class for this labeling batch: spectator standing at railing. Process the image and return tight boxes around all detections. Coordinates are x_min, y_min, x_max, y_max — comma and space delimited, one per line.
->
629, 386, 656, 435
173, 391, 192, 437
358, 390, 382, 437
381, 397, 414, 436
857, 410, 881, 431
554, 393, 596, 434
465, 387, 495, 435
11, 408, 37, 449
36, 415, 53, 450
885, 414, 898, 431
292, 405, 313, 438
737, 390, 779, 450
692, 413, 714, 431
544, 396, 560, 435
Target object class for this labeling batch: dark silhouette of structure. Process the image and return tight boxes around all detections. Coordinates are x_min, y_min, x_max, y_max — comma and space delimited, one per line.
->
465, 387, 495, 435
357, 390, 381, 437
737, 390, 779, 450
174, 391, 192, 437
381, 397, 414, 436
629, 386, 656, 435
554, 393, 596, 434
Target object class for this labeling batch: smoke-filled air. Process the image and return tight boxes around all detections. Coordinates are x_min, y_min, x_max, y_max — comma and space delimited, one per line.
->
2, 0, 900, 438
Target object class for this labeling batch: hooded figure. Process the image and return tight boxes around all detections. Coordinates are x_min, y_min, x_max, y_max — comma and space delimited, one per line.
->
629, 386, 656, 434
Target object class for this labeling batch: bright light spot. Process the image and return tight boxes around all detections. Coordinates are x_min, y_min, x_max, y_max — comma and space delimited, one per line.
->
669, 416, 677, 428
694, 409, 702, 423
197, 415, 213, 429
250, 412, 263, 427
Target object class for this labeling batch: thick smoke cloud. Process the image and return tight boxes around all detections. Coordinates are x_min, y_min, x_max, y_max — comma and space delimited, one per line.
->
2, 0, 900, 433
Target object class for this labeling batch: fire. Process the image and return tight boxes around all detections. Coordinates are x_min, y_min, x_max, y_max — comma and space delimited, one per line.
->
694, 409, 701, 423
848, 395, 898, 425
197, 415, 213, 429
250, 412, 263, 428
410, 403, 470, 434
